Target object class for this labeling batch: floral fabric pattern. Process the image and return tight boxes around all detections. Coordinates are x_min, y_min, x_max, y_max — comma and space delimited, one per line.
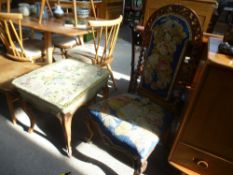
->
12, 59, 109, 114
89, 93, 171, 159
143, 16, 190, 98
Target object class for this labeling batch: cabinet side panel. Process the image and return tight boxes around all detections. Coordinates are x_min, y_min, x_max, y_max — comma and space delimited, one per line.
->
181, 65, 233, 162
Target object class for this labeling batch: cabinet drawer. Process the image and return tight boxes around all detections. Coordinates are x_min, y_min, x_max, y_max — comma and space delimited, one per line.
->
171, 143, 233, 175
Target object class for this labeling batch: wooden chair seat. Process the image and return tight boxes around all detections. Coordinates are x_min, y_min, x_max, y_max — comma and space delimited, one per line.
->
68, 43, 110, 64
52, 34, 82, 58
8, 39, 43, 62
53, 35, 79, 49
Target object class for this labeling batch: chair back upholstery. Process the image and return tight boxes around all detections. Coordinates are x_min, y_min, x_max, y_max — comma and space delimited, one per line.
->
88, 15, 123, 66
134, 4, 202, 101
0, 13, 37, 62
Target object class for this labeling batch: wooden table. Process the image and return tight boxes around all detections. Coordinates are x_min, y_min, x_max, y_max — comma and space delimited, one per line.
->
20, 16, 90, 64
39, 0, 101, 25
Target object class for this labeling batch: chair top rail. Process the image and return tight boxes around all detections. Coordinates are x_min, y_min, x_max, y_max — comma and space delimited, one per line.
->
89, 15, 123, 27
0, 13, 22, 20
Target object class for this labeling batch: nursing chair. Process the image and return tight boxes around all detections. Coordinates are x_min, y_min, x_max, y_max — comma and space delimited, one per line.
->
52, 0, 97, 59
86, 4, 203, 175
0, 13, 44, 63
67, 15, 123, 89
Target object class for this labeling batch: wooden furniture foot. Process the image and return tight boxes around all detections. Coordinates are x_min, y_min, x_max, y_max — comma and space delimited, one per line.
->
134, 159, 148, 175
5, 92, 17, 125
59, 112, 73, 157
21, 101, 36, 133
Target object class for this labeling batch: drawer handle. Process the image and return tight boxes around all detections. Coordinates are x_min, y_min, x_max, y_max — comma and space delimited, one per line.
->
193, 158, 209, 168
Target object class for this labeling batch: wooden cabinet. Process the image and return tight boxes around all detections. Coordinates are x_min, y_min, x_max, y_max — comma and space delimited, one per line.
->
169, 37, 233, 175
143, 0, 218, 31
98, 0, 123, 19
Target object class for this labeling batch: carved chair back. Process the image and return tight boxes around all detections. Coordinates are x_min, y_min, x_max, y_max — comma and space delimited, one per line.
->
132, 4, 203, 104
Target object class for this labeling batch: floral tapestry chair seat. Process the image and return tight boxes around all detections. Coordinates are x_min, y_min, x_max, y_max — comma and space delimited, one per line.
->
87, 4, 203, 175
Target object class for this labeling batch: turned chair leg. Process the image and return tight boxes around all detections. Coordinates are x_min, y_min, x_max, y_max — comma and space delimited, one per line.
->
106, 63, 117, 90
5, 92, 17, 125
58, 112, 73, 157
134, 159, 148, 175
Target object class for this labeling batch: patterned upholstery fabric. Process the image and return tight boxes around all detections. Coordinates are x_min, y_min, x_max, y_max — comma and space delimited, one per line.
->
89, 93, 171, 159
142, 15, 190, 98
12, 59, 109, 115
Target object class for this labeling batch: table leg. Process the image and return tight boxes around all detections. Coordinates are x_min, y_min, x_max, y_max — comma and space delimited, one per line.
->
44, 32, 53, 64
60, 113, 73, 157
73, 0, 78, 27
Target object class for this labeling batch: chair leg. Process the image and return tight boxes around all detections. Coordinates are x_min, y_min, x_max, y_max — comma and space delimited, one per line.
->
21, 101, 36, 134
134, 159, 148, 175
106, 63, 117, 90
102, 83, 109, 99
5, 92, 17, 125
76, 36, 84, 45
60, 48, 67, 59
84, 115, 94, 142
58, 112, 73, 157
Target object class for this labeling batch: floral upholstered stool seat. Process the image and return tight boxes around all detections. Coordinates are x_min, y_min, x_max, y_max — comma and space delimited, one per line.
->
12, 59, 109, 156
88, 93, 171, 165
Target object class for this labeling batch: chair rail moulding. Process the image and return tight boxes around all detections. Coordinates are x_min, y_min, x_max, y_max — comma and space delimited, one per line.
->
143, 0, 218, 32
